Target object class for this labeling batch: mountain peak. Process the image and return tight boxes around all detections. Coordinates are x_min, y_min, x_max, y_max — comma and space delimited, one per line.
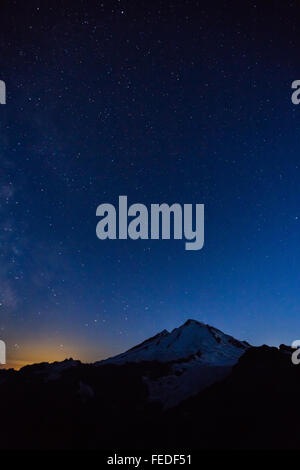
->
101, 319, 250, 366
182, 319, 205, 327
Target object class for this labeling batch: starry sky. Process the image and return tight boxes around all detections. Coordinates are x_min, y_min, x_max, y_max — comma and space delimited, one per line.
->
1, 0, 300, 369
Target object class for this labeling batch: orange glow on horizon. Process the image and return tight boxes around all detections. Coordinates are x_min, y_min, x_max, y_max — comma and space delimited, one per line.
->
0, 339, 113, 371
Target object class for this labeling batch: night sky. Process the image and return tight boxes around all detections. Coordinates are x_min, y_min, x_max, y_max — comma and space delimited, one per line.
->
1, 0, 300, 369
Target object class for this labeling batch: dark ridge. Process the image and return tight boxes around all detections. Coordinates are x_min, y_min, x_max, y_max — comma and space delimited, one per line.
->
127, 329, 169, 352
228, 336, 247, 349
183, 319, 204, 327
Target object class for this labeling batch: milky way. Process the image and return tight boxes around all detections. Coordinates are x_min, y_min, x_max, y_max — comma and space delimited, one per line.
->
0, 1, 300, 368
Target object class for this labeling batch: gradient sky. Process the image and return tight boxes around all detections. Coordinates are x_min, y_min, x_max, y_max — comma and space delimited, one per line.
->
1, 0, 300, 369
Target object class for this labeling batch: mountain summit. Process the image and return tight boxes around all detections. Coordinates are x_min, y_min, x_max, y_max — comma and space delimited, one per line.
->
102, 319, 250, 366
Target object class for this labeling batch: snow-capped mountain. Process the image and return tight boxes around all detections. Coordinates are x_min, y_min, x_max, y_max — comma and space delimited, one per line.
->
99, 319, 250, 407
0, 320, 251, 411
101, 319, 250, 366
